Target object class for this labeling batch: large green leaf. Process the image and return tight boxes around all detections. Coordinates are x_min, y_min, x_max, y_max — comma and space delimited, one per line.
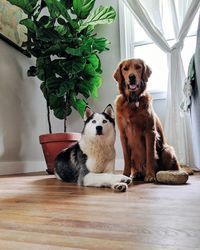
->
46, 77, 74, 97
90, 77, 101, 99
87, 54, 99, 69
90, 75, 102, 88
59, 58, 86, 75
51, 0, 76, 28
28, 42, 43, 58
65, 0, 73, 9
20, 18, 36, 32
46, 77, 63, 90
78, 84, 90, 99
79, 75, 102, 100
38, 16, 49, 26
55, 25, 69, 36
42, 44, 66, 56
65, 47, 82, 57
83, 63, 99, 77
36, 27, 60, 42
44, 0, 60, 18
88, 75, 102, 99
73, 0, 95, 19
37, 16, 55, 29
54, 105, 72, 119
65, 38, 93, 56
36, 58, 45, 81
49, 94, 63, 108
55, 84, 68, 97
71, 95, 87, 117
92, 37, 110, 52
7, 0, 37, 14
79, 6, 116, 32
90, 84, 98, 99
46, 60, 68, 78
36, 57, 52, 80
53, 107, 65, 119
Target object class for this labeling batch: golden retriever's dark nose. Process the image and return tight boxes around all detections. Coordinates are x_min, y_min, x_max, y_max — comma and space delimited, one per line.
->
129, 74, 136, 84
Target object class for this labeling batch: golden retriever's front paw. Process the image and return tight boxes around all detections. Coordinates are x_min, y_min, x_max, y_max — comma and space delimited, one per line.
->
144, 174, 156, 183
132, 172, 145, 181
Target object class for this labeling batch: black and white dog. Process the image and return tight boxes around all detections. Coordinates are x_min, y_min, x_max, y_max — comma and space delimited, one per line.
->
55, 105, 132, 192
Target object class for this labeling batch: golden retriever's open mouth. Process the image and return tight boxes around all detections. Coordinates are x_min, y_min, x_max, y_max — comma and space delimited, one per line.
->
128, 83, 138, 91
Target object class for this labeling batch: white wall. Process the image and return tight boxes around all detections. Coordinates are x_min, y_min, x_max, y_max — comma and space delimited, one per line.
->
0, 0, 166, 174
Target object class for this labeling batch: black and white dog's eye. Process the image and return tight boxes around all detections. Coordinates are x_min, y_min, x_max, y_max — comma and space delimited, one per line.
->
103, 120, 107, 124
92, 120, 96, 123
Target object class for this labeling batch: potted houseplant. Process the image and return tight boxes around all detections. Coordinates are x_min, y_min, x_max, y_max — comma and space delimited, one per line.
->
8, 0, 116, 174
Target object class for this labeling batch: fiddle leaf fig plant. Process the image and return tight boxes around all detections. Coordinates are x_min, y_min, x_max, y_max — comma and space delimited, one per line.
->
8, 0, 116, 133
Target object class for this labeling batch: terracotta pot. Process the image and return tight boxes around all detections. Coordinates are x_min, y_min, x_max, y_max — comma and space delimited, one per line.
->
39, 133, 81, 174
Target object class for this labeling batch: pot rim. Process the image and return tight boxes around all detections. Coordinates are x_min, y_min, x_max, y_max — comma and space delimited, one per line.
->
39, 132, 81, 144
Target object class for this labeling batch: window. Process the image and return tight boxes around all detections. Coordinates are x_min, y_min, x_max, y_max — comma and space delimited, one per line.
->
119, 0, 199, 99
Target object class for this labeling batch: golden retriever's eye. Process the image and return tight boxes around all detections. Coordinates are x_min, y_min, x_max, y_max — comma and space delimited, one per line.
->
103, 120, 107, 124
123, 66, 128, 71
92, 120, 96, 123
135, 64, 142, 70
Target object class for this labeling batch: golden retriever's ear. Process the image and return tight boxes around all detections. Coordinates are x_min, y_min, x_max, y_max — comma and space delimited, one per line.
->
113, 63, 123, 84
143, 63, 152, 82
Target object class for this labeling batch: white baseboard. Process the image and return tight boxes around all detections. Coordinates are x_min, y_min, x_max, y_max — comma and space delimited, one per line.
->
0, 159, 124, 175
0, 161, 46, 175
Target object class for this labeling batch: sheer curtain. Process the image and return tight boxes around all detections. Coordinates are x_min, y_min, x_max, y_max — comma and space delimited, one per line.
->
123, 0, 200, 168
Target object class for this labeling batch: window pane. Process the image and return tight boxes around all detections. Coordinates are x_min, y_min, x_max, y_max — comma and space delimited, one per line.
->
188, 12, 199, 36
133, 18, 151, 43
133, 43, 168, 92
133, 0, 175, 42
160, 0, 175, 40
124, 2, 150, 43
182, 36, 197, 73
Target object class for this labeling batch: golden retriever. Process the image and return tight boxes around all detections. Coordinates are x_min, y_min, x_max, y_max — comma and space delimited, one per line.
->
113, 58, 180, 182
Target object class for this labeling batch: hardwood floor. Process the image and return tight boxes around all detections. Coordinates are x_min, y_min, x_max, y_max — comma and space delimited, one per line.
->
0, 172, 200, 250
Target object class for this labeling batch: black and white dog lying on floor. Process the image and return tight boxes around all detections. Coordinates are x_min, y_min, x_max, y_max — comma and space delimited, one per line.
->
54, 104, 132, 192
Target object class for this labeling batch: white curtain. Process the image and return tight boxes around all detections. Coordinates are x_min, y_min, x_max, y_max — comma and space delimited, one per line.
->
123, 0, 200, 167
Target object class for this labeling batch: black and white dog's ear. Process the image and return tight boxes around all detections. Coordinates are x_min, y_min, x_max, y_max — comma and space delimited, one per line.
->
103, 104, 115, 119
84, 106, 94, 121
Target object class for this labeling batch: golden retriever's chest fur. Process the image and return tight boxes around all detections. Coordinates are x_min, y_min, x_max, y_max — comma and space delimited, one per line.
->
115, 94, 154, 131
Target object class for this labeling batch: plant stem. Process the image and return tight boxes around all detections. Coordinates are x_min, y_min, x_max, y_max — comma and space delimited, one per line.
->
64, 93, 68, 133
47, 101, 52, 134
64, 116, 67, 133
44, 57, 52, 134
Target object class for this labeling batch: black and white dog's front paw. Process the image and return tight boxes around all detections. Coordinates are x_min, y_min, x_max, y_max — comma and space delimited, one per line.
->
114, 175, 132, 185
112, 182, 128, 192
119, 175, 132, 185
112, 175, 132, 192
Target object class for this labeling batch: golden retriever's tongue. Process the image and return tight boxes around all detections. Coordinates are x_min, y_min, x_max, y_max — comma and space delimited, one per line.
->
129, 84, 137, 90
